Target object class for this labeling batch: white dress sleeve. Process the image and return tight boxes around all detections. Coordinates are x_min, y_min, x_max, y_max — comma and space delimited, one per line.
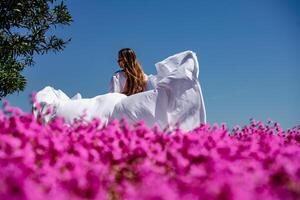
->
109, 75, 120, 93
109, 71, 127, 93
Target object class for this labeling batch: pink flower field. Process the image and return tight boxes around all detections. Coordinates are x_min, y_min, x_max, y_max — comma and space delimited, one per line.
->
1, 100, 300, 200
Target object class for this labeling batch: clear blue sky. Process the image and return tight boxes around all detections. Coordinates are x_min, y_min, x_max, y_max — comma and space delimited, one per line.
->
3, 0, 300, 130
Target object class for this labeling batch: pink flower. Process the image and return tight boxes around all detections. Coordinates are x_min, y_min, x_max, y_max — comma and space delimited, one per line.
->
0, 100, 300, 199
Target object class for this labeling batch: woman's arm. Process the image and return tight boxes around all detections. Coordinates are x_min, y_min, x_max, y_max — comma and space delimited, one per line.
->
109, 70, 127, 93
109, 75, 120, 93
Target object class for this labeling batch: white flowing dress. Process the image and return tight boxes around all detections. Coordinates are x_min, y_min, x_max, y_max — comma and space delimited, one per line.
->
33, 50, 206, 131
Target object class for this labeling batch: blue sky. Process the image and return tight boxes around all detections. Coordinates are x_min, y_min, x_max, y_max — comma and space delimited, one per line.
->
3, 0, 299, 130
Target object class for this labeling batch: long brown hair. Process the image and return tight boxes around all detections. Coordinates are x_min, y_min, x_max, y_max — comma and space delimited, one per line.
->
118, 48, 146, 96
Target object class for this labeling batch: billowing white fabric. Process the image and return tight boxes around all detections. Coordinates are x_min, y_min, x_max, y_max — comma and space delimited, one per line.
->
33, 50, 206, 131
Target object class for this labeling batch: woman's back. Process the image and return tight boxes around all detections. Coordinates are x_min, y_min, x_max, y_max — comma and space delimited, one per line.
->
109, 70, 155, 94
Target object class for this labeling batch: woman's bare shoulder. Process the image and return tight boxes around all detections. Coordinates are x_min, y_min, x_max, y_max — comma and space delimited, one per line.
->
113, 70, 125, 78
114, 69, 124, 74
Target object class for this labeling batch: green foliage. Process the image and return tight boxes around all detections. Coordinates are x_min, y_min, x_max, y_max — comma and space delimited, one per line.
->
0, 0, 72, 99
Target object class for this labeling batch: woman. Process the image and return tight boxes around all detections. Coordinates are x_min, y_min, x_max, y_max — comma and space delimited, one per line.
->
109, 48, 149, 95
34, 49, 206, 131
